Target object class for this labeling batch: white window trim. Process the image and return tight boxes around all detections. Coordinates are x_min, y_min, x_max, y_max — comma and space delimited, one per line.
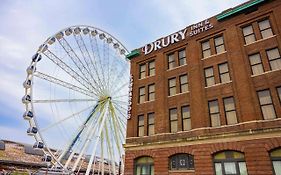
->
204, 80, 232, 89
201, 51, 227, 61
244, 35, 276, 47
168, 91, 190, 98
167, 64, 187, 72
250, 68, 281, 78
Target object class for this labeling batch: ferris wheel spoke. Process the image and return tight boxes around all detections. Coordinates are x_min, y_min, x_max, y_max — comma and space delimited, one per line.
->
40, 105, 92, 133
34, 71, 96, 98
32, 98, 97, 103
111, 81, 129, 96
56, 37, 103, 95
104, 122, 117, 175
43, 49, 99, 96
73, 33, 106, 94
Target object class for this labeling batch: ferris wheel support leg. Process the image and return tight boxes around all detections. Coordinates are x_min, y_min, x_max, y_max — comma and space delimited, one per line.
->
85, 103, 110, 175
57, 103, 99, 163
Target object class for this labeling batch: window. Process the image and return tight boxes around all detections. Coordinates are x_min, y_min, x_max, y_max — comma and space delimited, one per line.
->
181, 106, 191, 131
148, 84, 155, 101
169, 154, 194, 170
257, 90, 276, 119
169, 108, 178, 133
139, 64, 146, 79
214, 36, 225, 54
266, 48, 281, 71
258, 19, 273, 39
168, 53, 176, 69
249, 53, 264, 75
148, 113, 155, 136
223, 97, 238, 125
148, 60, 155, 76
138, 115, 144, 137
205, 67, 215, 87
218, 63, 230, 83
242, 25, 256, 45
214, 151, 248, 175
209, 100, 220, 127
168, 78, 177, 96
202, 40, 211, 58
139, 87, 145, 103
179, 74, 188, 93
135, 157, 154, 175
277, 87, 281, 103
178, 50, 186, 66
270, 148, 281, 175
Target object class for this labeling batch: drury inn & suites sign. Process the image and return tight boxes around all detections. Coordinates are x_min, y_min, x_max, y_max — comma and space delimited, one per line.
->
142, 19, 213, 55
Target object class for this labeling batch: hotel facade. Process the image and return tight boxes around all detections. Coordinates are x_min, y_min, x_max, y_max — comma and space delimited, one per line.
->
125, 0, 281, 174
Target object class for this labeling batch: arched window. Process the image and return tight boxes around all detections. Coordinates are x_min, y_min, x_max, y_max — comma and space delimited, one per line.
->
213, 151, 248, 175
135, 156, 154, 175
270, 148, 281, 175
169, 153, 194, 170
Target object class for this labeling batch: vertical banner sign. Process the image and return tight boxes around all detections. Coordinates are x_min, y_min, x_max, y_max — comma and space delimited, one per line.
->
127, 74, 133, 119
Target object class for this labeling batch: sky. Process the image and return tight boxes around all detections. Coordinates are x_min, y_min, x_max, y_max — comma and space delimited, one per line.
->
0, 0, 248, 145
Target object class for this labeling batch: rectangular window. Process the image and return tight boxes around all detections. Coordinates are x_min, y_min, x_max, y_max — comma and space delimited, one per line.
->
218, 63, 231, 83
266, 48, 281, 71
169, 108, 178, 133
258, 19, 273, 39
242, 25, 256, 45
148, 113, 155, 136
138, 115, 144, 137
202, 40, 211, 58
168, 53, 176, 69
139, 64, 146, 79
179, 74, 188, 93
258, 90, 276, 119
223, 97, 238, 125
148, 60, 155, 76
138, 87, 145, 103
249, 53, 264, 75
168, 78, 177, 96
205, 67, 215, 87
277, 87, 281, 103
148, 84, 155, 101
214, 36, 225, 54
209, 100, 220, 127
182, 106, 191, 131
178, 50, 186, 66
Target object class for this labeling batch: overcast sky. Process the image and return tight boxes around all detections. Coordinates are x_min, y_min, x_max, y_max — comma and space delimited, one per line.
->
0, 0, 248, 145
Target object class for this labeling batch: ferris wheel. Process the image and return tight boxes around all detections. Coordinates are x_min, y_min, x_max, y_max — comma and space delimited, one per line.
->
22, 25, 130, 174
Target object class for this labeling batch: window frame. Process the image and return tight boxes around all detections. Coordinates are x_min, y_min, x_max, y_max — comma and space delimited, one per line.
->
257, 89, 277, 120
138, 86, 146, 104
204, 66, 215, 87
168, 77, 177, 96
139, 64, 146, 79
266, 47, 281, 71
208, 99, 221, 127
258, 18, 274, 39
178, 49, 187, 66
179, 74, 188, 93
148, 84, 155, 101
277, 87, 281, 104
201, 40, 211, 58
135, 157, 154, 175
181, 105, 191, 131
248, 53, 264, 75
214, 36, 225, 54
137, 115, 145, 137
169, 108, 178, 133
223, 97, 238, 125
147, 113, 155, 136
148, 60, 155, 76
242, 24, 256, 45
218, 62, 231, 83
169, 153, 194, 170
167, 53, 176, 70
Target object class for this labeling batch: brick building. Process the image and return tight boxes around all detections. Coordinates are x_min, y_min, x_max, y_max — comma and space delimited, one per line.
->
124, 0, 281, 174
